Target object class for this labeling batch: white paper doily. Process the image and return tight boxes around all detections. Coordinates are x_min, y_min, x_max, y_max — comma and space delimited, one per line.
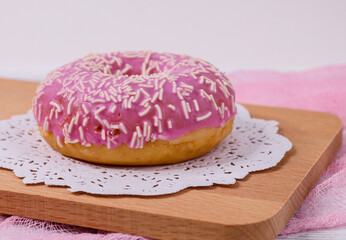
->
0, 104, 292, 195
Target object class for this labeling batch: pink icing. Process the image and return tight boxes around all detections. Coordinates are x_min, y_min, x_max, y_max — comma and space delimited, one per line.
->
32, 51, 236, 149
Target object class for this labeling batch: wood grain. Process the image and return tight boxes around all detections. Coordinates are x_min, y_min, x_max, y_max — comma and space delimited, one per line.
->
0, 78, 342, 240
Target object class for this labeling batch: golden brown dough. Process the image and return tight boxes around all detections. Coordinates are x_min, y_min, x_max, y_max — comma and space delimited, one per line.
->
39, 117, 234, 166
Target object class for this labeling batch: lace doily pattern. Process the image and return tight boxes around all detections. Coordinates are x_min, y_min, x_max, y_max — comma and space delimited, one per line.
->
0, 104, 292, 195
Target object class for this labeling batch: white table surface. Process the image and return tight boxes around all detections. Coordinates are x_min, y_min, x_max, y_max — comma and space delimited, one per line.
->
1, 1, 345, 239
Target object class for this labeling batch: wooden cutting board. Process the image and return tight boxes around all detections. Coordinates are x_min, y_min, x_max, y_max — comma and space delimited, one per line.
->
0, 78, 342, 240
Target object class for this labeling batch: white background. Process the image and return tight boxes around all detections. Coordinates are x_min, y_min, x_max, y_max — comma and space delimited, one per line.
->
0, 0, 346, 81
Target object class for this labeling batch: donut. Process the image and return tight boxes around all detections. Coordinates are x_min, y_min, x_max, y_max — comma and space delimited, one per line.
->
32, 51, 236, 165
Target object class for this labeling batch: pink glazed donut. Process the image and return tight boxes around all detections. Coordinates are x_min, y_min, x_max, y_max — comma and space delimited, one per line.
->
32, 51, 236, 165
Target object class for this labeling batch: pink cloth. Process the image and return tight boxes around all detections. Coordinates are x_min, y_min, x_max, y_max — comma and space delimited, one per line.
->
228, 65, 346, 235
0, 65, 345, 239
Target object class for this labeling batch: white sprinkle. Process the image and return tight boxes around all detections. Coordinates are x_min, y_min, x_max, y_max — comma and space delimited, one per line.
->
114, 69, 121, 77
93, 89, 101, 96
113, 56, 122, 66
181, 83, 193, 91
186, 102, 192, 112
121, 63, 132, 75
75, 113, 80, 125
95, 115, 104, 125
177, 89, 184, 100
95, 106, 106, 115
43, 117, 49, 131
146, 126, 151, 141
109, 95, 118, 103
79, 126, 84, 140
110, 124, 119, 129
66, 88, 75, 94
159, 88, 164, 101
75, 86, 83, 93
139, 105, 151, 117
159, 79, 166, 89
136, 126, 142, 138
109, 86, 118, 95
141, 52, 151, 74
82, 104, 89, 114
140, 88, 150, 97
104, 91, 111, 102
158, 121, 162, 133
181, 101, 189, 119
154, 78, 159, 89
210, 82, 217, 92
55, 109, 58, 119
49, 109, 54, 120
57, 136, 63, 148
57, 90, 65, 96
231, 95, 236, 112
200, 89, 210, 99
155, 61, 160, 72
154, 116, 159, 126
119, 122, 127, 134
139, 84, 154, 88
117, 95, 122, 102
151, 92, 159, 103
89, 81, 96, 88
217, 79, 231, 97
91, 99, 106, 104
103, 119, 110, 128
140, 98, 151, 106
79, 81, 85, 89
139, 135, 144, 148
193, 99, 200, 111
135, 137, 140, 149
82, 117, 89, 127
101, 129, 106, 140
130, 132, 138, 148
68, 118, 75, 133
210, 95, 218, 110
155, 104, 162, 119
167, 120, 173, 129
145, 64, 155, 75
62, 124, 69, 143
143, 121, 148, 137
50, 101, 61, 112
168, 104, 176, 111
68, 139, 79, 144
111, 105, 117, 113
132, 90, 141, 103
199, 76, 205, 84
127, 97, 133, 109
172, 82, 177, 93
196, 111, 212, 121
97, 81, 106, 89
